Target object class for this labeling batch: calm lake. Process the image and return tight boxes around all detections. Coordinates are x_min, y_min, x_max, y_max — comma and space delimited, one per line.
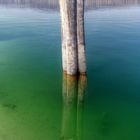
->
0, 0, 140, 140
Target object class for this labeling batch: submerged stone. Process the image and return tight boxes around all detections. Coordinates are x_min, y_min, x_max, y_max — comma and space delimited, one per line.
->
2, 103, 17, 110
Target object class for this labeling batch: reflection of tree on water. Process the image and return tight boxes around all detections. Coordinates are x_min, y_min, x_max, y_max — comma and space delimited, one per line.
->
61, 74, 87, 140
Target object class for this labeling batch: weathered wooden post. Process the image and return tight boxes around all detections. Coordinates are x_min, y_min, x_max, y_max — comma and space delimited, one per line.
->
77, 0, 86, 74
61, 74, 87, 140
59, 0, 67, 72
61, 74, 77, 140
77, 75, 87, 140
59, 0, 78, 75
59, 0, 86, 75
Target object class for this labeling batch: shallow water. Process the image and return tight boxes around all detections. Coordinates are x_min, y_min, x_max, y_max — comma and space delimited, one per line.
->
0, 1, 140, 140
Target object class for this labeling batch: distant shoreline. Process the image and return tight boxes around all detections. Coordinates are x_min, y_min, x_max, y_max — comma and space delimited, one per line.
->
0, 0, 140, 10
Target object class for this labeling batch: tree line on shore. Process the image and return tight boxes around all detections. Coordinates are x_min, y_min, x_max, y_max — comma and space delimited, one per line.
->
0, 0, 139, 10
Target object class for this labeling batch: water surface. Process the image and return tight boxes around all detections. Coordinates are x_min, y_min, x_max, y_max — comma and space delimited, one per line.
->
0, 1, 140, 140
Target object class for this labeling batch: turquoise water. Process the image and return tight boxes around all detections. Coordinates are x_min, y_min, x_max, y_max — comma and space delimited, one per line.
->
0, 2, 140, 140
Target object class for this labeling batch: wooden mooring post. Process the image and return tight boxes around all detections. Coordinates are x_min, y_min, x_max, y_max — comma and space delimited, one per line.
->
59, 0, 86, 75
61, 73, 87, 140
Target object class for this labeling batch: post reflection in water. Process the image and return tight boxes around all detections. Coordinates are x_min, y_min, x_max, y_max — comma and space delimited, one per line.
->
61, 74, 87, 140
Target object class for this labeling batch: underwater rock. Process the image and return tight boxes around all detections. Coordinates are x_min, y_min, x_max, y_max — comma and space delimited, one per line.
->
2, 103, 17, 110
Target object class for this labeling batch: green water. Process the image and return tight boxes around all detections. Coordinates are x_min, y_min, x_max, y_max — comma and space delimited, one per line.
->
0, 2, 140, 140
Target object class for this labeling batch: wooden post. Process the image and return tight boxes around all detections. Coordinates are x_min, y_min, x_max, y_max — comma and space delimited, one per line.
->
59, 0, 78, 75
61, 74, 87, 140
77, 0, 86, 74
59, 0, 86, 75
77, 75, 87, 140
59, 0, 67, 72
61, 74, 77, 140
